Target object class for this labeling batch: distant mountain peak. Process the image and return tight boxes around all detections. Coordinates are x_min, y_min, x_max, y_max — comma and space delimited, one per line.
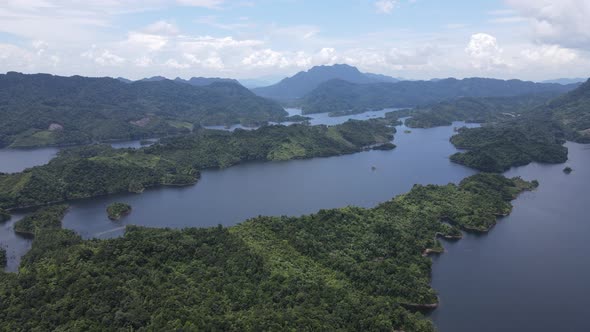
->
251, 64, 400, 100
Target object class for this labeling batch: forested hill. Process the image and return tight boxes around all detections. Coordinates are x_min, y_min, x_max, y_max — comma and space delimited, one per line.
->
251, 64, 399, 100
403, 92, 562, 128
0, 72, 286, 148
299, 77, 578, 114
545, 78, 590, 143
447, 79, 590, 172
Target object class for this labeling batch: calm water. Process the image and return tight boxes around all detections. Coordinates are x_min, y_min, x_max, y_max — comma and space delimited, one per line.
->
0, 147, 59, 173
430, 141, 590, 332
61, 121, 476, 239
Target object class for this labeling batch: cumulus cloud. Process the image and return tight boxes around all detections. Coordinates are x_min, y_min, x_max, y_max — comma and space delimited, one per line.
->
242, 49, 290, 68
520, 44, 578, 65
82, 46, 125, 66
505, 0, 590, 49
126, 32, 169, 52
465, 33, 508, 70
164, 58, 190, 69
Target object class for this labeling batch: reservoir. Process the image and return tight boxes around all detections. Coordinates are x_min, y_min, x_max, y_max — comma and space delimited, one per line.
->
1, 116, 588, 332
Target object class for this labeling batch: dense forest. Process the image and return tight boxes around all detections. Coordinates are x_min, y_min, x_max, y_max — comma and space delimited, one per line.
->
0, 120, 394, 210
106, 202, 132, 220
449, 115, 568, 172
544, 78, 590, 143
298, 77, 577, 114
0, 173, 536, 331
403, 93, 560, 128
0, 72, 287, 148
13, 205, 69, 236
447, 79, 590, 172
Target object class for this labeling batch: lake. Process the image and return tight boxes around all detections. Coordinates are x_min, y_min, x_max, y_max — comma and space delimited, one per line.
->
1, 117, 588, 332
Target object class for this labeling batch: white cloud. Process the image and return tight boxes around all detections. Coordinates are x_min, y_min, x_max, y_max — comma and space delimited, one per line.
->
0, 43, 34, 69
126, 32, 169, 52
242, 49, 289, 68
164, 58, 190, 69
375, 0, 398, 14
82, 46, 125, 66
520, 44, 578, 64
505, 0, 590, 50
465, 33, 508, 70
135, 56, 153, 67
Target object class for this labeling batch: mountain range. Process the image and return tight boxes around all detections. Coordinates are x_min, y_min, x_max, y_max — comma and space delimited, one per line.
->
298, 77, 579, 114
0, 72, 285, 148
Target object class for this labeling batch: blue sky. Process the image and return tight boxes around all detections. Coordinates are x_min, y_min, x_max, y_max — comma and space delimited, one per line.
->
0, 0, 588, 81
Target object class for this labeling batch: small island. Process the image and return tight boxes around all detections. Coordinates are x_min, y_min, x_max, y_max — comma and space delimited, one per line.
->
107, 203, 132, 221
371, 142, 396, 150
404, 130, 412, 134
563, 166, 573, 174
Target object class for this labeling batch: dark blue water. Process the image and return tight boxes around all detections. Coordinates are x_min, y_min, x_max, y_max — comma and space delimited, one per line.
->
430, 142, 590, 332
60, 121, 477, 240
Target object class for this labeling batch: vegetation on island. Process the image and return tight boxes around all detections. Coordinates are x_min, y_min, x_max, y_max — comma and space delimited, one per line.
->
0, 121, 394, 210
280, 114, 312, 122
0, 72, 287, 148
328, 109, 371, 117
371, 142, 396, 150
13, 205, 68, 236
0, 173, 534, 331
563, 167, 573, 174
449, 114, 568, 172
107, 203, 132, 220
448, 80, 590, 172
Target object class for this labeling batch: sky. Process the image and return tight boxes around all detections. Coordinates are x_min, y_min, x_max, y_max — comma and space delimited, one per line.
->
0, 0, 589, 81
